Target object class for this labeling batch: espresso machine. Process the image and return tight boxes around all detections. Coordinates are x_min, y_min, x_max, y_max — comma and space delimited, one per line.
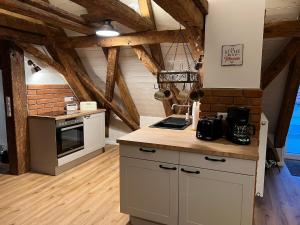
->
226, 107, 255, 145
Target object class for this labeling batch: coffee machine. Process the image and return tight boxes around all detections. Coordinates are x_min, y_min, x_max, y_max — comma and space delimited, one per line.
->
226, 107, 255, 145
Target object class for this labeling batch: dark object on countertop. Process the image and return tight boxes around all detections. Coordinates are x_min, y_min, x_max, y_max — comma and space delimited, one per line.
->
226, 107, 256, 145
151, 117, 191, 130
285, 159, 300, 177
196, 115, 223, 141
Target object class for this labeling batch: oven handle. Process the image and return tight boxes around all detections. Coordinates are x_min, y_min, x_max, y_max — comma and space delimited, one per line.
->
61, 124, 83, 131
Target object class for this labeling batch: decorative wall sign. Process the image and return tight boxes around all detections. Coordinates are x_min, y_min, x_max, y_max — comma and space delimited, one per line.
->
221, 44, 244, 66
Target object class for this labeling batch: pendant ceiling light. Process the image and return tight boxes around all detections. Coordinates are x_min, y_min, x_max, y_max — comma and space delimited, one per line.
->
96, 20, 120, 37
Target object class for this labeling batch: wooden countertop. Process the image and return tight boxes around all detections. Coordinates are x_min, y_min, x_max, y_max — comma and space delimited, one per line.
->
29, 109, 106, 120
117, 125, 259, 161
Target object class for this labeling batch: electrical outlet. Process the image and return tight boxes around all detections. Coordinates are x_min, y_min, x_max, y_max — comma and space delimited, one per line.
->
217, 112, 228, 119
64, 96, 74, 102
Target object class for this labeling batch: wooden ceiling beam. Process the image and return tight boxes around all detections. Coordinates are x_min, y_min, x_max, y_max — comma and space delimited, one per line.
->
70, 0, 154, 31
275, 54, 300, 148
264, 20, 300, 39
152, 0, 204, 29
0, 12, 58, 35
0, 26, 48, 45
192, 0, 208, 15
63, 29, 187, 48
20, 0, 88, 25
0, 0, 95, 34
261, 38, 300, 89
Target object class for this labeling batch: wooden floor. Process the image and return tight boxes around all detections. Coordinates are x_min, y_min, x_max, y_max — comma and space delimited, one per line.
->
0, 145, 300, 225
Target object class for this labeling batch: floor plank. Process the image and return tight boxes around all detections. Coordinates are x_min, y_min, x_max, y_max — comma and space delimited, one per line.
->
0, 145, 299, 225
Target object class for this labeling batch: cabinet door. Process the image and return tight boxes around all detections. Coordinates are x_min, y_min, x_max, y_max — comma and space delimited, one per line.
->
84, 113, 105, 153
120, 157, 178, 225
179, 166, 255, 225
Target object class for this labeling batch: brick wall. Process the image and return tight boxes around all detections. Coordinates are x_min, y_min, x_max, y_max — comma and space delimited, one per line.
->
27, 84, 77, 116
200, 88, 262, 138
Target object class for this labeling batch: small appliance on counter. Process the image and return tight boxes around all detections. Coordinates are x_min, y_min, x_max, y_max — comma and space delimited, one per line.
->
196, 115, 223, 141
80, 101, 97, 111
226, 107, 256, 145
65, 102, 78, 111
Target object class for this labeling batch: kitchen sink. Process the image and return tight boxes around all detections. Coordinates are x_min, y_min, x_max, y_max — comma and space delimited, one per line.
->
150, 117, 191, 130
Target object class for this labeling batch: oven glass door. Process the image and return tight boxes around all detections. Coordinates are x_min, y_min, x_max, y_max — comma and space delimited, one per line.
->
57, 123, 84, 158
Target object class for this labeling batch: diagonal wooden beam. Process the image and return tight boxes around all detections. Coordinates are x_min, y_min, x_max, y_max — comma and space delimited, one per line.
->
105, 47, 120, 135
70, 0, 154, 31
132, 45, 161, 75
153, 0, 204, 29
0, 11, 58, 35
275, 54, 300, 148
102, 48, 140, 126
0, 0, 95, 34
264, 20, 300, 39
0, 26, 47, 45
61, 29, 187, 48
261, 38, 300, 89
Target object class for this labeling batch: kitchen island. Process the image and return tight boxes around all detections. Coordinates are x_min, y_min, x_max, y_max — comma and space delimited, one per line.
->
117, 125, 259, 225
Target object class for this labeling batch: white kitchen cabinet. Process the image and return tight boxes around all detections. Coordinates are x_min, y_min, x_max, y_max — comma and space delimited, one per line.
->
179, 166, 255, 225
120, 157, 179, 225
84, 113, 105, 154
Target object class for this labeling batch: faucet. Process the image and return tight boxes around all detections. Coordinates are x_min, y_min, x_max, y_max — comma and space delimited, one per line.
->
172, 104, 191, 121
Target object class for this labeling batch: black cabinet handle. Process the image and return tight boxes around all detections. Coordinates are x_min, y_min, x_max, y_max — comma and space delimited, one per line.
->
205, 156, 226, 162
139, 148, 156, 153
181, 168, 200, 174
159, 165, 177, 170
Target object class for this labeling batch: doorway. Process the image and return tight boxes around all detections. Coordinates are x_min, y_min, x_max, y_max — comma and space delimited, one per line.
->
285, 87, 300, 160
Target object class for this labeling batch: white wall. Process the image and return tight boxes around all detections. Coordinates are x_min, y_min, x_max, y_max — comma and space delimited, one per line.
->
203, 0, 265, 88
0, 70, 7, 148
24, 55, 67, 85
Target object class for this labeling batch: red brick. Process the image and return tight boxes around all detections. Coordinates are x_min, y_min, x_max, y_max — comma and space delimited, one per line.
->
29, 110, 38, 116
27, 84, 69, 90
28, 104, 44, 110
37, 108, 52, 115
27, 90, 36, 95
248, 106, 262, 114
248, 98, 262, 106
201, 96, 234, 105
234, 97, 248, 105
200, 104, 211, 112
28, 100, 36, 105
243, 89, 263, 98
211, 89, 243, 97
211, 104, 228, 112
250, 114, 261, 123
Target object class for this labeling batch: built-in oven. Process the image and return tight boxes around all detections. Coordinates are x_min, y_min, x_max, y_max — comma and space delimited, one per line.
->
56, 117, 84, 158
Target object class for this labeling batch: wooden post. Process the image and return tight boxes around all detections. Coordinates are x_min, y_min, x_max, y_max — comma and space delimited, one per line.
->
105, 47, 120, 136
0, 41, 29, 174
